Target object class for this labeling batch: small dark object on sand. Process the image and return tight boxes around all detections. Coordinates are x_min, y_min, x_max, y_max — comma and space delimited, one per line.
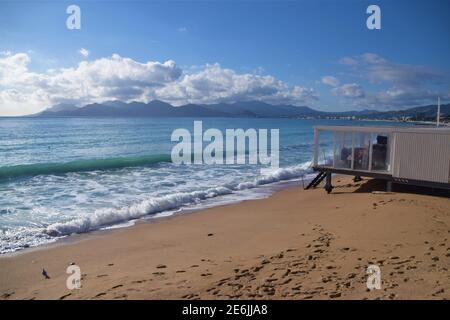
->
42, 268, 50, 279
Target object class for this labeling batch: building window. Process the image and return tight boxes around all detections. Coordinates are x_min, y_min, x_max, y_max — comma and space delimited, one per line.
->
371, 133, 389, 171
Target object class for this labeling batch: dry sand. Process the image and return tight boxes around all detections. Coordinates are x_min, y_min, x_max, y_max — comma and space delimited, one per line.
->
0, 176, 449, 300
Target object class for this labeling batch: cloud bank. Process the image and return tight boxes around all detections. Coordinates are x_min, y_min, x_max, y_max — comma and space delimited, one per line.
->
327, 53, 448, 109
0, 52, 317, 116
321, 76, 340, 87
1, 51, 447, 115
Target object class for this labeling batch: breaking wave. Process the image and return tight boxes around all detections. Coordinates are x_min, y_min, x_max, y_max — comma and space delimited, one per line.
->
44, 161, 313, 237
0, 154, 172, 180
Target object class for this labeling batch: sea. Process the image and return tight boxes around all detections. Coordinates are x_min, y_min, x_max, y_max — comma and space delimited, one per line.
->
0, 117, 406, 253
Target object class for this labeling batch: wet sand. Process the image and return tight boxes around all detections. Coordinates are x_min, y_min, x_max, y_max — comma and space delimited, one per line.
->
0, 176, 449, 300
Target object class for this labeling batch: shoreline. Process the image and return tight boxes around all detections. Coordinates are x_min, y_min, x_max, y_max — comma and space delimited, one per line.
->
1, 176, 449, 300
0, 176, 309, 258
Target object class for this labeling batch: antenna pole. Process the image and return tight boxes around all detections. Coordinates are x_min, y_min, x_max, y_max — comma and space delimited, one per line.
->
437, 97, 440, 127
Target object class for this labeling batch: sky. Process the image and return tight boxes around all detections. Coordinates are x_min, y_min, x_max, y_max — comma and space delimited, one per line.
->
0, 0, 449, 116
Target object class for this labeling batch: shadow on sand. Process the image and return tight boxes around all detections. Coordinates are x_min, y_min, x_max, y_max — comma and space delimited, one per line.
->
330, 178, 450, 198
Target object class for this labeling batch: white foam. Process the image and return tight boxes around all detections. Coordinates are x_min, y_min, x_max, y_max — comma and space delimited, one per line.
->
0, 162, 313, 253
44, 162, 313, 237
44, 186, 234, 236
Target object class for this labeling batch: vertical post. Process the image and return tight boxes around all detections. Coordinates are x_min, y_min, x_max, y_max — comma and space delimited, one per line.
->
351, 131, 355, 170
437, 96, 440, 127
386, 181, 393, 192
313, 127, 319, 166
332, 131, 336, 168
368, 132, 373, 171
324, 172, 333, 194
386, 133, 391, 172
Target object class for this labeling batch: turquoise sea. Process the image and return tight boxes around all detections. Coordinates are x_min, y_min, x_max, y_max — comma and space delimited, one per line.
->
0, 117, 405, 253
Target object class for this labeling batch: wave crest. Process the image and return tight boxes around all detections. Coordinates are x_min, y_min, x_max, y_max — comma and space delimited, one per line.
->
0, 154, 172, 180
44, 162, 313, 237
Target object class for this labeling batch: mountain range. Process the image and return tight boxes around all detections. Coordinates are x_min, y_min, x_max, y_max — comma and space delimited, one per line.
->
31, 100, 450, 122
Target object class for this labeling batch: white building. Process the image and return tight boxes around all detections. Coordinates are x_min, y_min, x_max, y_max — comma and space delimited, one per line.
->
309, 125, 450, 192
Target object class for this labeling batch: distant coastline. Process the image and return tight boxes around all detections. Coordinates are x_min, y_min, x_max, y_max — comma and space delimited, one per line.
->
12, 100, 450, 124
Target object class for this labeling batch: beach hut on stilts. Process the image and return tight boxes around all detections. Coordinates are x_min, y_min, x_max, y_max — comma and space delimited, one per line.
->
307, 124, 450, 193
308, 98, 450, 193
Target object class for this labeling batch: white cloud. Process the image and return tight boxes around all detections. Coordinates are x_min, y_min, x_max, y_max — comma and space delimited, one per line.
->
332, 83, 365, 98
154, 63, 317, 105
78, 48, 89, 58
178, 27, 187, 33
0, 53, 317, 116
0, 53, 43, 87
340, 53, 442, 88
0, 88, 49, 116
330, 53, 446, 109
321, 75, 340, 87
338, 56, 358, 66
367, 88, 442, 108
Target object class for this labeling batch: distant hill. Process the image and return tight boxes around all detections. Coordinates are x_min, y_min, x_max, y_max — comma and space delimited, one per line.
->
356, 104, 450, 121
201, 101, 322, 118
31, 100, 323, 118
29, 100, 450, 122
39, 103, 79, 113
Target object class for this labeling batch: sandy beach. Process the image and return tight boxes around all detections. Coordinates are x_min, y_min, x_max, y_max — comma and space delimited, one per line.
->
0, 176, 449, 300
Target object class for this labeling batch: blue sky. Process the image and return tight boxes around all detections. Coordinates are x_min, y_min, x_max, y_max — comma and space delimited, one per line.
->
0, 0, 449, 115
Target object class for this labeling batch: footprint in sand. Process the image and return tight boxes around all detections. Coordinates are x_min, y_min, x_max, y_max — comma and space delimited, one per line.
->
1, 292, 14, 299
59, 293, 71, 300
95, 292, 107, 298
131, 279, 147, 284
182, 293, 199, 299
111, 284, 123, 289
432, 288, 445, 296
